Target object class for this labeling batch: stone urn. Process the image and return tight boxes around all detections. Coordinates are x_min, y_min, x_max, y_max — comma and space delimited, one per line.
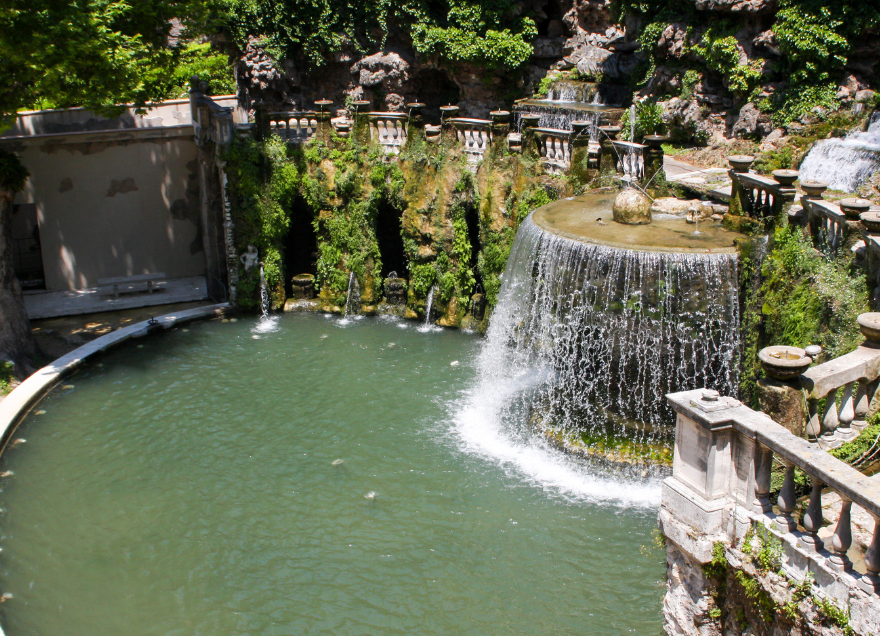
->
839, 198, 872, 220
384, 276, 407, 305
771, 169, 799, 187
470, 293, 486, 320
520, 114, 541, 129
612, 188, 652, 225
800, 181, 828, 199
857, 312, 880, 343
860, 211, 880, 233
571, 120, 591, 136
758, 346, 812, 380
290, 273, 315, 299
489, 110, 510, 124
643, 135, 667, 149
440, 105, 460, 121
728, 155, 755, 173
597, 125, 621, 140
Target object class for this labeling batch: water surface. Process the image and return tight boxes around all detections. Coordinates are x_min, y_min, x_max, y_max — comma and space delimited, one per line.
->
0, 313, 664, 635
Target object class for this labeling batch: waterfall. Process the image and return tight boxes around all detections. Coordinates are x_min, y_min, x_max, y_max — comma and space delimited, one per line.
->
514, 107, 604, 135
343, 272, 355, 317
799, 112, 880, 192
463, 216, 740, 445
418, 285, 441, 333
253, 264, 279, 334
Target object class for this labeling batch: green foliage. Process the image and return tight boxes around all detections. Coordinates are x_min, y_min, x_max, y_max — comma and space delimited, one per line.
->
0, 149, 29, 192
0, 0, 223, 126
703, 541, 729, 579
679, 70, 701, 100
163, 41, 236, 99
814, 596, 852, 633
620, 100, 665, 141
409, 263, 436, 297
753, 524, 783, 572
783, 573, 813, 622
830, 415, 880, 468
224, 0, 538, 70
760, 225, 868, 360
691, 24, 763, 98
735, 571, 776, 624
534, 75, 554, 98
0, 360, 15, 395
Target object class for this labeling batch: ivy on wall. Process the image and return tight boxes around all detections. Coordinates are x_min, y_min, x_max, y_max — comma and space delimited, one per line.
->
222, 118, 551, 322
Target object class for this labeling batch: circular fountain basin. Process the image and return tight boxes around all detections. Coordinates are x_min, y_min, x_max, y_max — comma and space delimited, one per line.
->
532, 193, 745, 253
758, 346, 811, 380
0, 314, 663, 636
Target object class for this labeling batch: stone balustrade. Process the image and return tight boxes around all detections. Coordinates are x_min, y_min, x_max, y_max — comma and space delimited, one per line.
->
611, 140, 645, 182
446, 118, 493, 162
368, 112, 408, 153
727, 157, 798, 221
802, 198, 849, 254
268, 112, 319, 144
799, 336, 880, 452
535, 127, 572, 173
661, 388, 879, 633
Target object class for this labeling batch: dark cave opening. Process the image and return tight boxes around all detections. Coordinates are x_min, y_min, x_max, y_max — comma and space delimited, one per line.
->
375, 199, 407, 281
284, 194, 318, 291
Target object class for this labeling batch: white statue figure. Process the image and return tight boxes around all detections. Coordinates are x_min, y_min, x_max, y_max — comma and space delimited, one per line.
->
240, 245, 259, 271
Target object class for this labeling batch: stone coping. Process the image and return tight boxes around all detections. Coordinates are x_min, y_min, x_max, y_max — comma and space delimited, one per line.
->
667, 388, 880, 519
800, 342, 880, 399
0, 303, 230, 451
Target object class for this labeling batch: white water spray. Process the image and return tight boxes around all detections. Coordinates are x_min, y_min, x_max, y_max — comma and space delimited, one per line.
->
453, 215, 741, 505
799, 112, 880, 192
252, 264, 279, 334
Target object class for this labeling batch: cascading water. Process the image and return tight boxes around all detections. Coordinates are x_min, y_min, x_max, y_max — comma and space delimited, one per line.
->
343, 272, 355, 317
253, 264, 279, 334
455, 207, 740, 490
418, 285, 441, 333
514, 107, 604, 135
799, 112, 880, 192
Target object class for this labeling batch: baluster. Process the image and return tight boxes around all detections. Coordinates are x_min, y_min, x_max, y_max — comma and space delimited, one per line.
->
776, 460, 798, 533
862, 514, 880, 593
309, 119, 317, 137
829, 497, 853, 571
837, 382, 857, 441
799, 476, 824, 551
468, 128, 476, 151
821, 388, 840, 443
855, 378, 879, 430
753, 444, 773, 514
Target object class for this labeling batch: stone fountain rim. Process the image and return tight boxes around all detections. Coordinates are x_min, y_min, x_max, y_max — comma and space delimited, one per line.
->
531, 215, 741, 254
531, 197, 743, 255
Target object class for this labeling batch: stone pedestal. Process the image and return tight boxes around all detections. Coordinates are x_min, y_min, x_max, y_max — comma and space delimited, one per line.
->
756, 377, 806, 436
643, 135, 667, 195
598, 126, 620, 178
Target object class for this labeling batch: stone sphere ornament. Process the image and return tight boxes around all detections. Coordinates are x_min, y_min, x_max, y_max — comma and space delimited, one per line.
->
612, 188, 652, 225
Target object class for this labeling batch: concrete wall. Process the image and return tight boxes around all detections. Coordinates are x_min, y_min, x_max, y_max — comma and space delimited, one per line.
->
1, 98, 240, 292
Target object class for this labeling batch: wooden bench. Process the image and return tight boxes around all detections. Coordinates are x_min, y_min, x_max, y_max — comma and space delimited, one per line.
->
97, 273, 166, 298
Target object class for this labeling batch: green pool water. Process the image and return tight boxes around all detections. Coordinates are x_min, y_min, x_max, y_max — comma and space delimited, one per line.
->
0, 313, 664, 635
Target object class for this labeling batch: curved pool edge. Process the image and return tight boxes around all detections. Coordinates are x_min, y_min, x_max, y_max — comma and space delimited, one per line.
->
0, 303, 231, 455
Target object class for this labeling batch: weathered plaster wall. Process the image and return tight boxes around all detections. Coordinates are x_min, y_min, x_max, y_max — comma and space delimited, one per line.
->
8, 131, 206, 291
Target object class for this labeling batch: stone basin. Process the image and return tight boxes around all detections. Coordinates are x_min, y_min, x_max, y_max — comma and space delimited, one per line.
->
758, 346, 811, 380
839, 198, 872, 219
772, 169, 799, 187
857, 312, 880, 342
800, 181, 828, 198
728, 155, 754, 173
532, 193, 744, 253
860, 211, 880, 233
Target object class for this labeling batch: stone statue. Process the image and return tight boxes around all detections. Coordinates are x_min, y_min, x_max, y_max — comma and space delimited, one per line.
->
240, 245, 259, 271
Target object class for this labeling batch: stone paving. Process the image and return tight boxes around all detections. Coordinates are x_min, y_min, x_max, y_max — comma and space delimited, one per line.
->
23, 276, 210, 320
664, 156, 732, 201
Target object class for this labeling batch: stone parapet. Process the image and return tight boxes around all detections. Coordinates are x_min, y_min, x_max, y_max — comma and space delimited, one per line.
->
661, 388, 880, 635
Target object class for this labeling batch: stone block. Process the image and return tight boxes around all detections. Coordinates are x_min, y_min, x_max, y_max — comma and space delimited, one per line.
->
756, 377, 806, 436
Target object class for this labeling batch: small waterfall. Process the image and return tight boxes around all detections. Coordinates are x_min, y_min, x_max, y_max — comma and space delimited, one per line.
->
424, 286, 435, 325
253, 264, 279, 334
461, 216, 740, 446
339, 272, 361, 324
418, 285, 441, 333
799, 112, 880, 192
514, 107, 604, 135
343, 272, 355, 317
